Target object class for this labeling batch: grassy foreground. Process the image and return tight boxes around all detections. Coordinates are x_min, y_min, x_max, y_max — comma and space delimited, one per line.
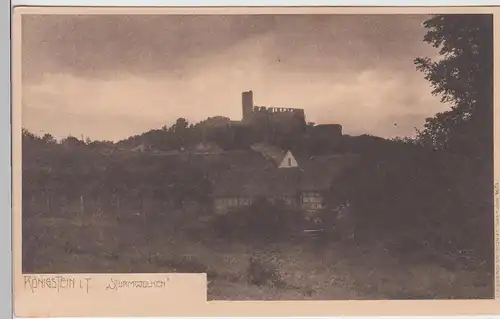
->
23, 207, 493, 300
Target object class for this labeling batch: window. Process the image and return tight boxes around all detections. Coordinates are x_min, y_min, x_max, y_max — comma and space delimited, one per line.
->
288, 158, 292, 166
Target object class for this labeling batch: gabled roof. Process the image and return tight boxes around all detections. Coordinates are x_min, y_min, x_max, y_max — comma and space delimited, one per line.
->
193, 141, 223, 153
278, 150, 299, 168
131, 143, 147, 152
250, 142, 285, 166
299, 154, 360, 191
211, 167, 301, 198
211, 153, 360, 197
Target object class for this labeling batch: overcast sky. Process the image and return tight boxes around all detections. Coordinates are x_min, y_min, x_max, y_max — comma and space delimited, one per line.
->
21, 14, 446, 142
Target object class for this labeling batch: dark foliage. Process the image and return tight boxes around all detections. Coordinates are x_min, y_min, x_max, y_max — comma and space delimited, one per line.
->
414, 14, 493, 158
309, 15, 495, 273
22, 130, 211, 217
323, 142, 492, 264
211, 198, 306, 243
247, 255, 282, 286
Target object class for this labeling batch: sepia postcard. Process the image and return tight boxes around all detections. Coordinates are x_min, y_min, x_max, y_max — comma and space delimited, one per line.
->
12, 5, 500, 317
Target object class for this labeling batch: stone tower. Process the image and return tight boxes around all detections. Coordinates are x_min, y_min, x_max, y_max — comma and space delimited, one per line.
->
242, 90, 254, 122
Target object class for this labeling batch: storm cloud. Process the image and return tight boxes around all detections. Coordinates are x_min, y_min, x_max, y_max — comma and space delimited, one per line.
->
21, 13, 446, 141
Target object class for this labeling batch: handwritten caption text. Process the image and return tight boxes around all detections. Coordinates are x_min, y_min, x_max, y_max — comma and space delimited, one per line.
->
24, 275, 171, 294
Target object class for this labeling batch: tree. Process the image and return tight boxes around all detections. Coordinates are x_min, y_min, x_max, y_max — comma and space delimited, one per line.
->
414, 14, 493, 157
170, 118, 189, 149
61, 135, 85, 148
42, 133, 57, 144
412, 15, 494, 268
174, 118, 189, 132
22, 128, 39, 144
211, 198, 305, 243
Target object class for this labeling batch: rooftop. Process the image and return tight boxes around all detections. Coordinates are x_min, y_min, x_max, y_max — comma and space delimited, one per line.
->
211, 153, 360, 197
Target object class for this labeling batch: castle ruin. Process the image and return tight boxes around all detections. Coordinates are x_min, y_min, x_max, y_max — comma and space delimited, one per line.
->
241, 90, 306, 125
240, 90, 342, 139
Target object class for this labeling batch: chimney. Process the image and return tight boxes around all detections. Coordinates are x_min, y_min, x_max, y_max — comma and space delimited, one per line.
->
242, 90, 254, 122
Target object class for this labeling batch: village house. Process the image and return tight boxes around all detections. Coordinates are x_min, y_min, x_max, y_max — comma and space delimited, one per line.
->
211, 168, 300, 214
130, 143, 148, 153
250, 142, 300, 169
279, 150, 299, 168
192, 141, 223, 154
210, 148, 358, 216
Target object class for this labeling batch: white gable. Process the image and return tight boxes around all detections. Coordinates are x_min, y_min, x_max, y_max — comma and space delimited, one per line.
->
278, 151, 299, 168
131, 143, 146, 152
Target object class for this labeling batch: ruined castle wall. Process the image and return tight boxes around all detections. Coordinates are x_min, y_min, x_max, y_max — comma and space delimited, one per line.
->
246, 106, 306, 138
312, 124, 343, 137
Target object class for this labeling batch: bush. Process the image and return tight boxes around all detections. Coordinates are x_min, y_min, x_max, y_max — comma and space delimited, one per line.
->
323, 145, 493, 268
211, 198, 306, 243
246, 254, 283, 286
